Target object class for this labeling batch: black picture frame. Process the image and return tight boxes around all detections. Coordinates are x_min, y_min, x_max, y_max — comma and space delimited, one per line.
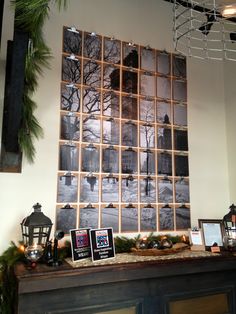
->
198, 219, 224, 249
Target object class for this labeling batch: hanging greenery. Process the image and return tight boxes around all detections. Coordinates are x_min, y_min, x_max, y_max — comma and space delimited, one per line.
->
10, 0, 68, 163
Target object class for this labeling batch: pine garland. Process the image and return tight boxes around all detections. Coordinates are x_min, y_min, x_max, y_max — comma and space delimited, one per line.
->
10, 0, 68, 163
114, 234, 186, 253
0, 234, 187, 312
0, 242, 25, 314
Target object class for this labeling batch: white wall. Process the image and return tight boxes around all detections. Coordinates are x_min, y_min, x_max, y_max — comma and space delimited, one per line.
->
0, 0, 230, 253
224, 60, 236, 203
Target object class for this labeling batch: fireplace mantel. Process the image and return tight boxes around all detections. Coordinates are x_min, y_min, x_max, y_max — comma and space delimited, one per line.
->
15, 252, 236, 313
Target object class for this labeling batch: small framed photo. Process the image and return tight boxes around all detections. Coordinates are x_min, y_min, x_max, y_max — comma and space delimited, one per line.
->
188, 228, 205, 251
198, 219, 224, 249
188, 229, 204, 246
70, 228, 91, 262
90, 228, 115, 261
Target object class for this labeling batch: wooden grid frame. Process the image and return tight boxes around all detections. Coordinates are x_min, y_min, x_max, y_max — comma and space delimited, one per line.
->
56, 26, 190, 234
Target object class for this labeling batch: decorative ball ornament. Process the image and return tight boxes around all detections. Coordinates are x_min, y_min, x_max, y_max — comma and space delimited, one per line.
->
147, 240, 160, 249
159, 238, 173, 249
24, 244, 44, 267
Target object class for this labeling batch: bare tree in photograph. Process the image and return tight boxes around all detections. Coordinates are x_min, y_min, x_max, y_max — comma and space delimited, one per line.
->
122, 70, 138, 94
140, 150, 155, 175
122, 148, 137, 174
63, 26, 82, 55
104, 38, 121, 64
123, 46, 139, 68
61, 84, 80, 112
139, 99, 155, 122
140, 124, 155, 148
83, 88, 100, 114
83, 60, 101, 88
83, 33, 102, 60
103, 64, 120, 91
140, 176, 156, 203
62, 56, 81, 83
103, 92, 120, 117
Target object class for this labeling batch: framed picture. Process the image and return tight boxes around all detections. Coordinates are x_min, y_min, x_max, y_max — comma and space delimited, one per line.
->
58, 27, 190, 234
198, 219, 224, 249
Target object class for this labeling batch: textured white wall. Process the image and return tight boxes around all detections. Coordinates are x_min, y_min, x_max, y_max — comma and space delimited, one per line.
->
0, 0, 230, 253
224, 60, 236, 204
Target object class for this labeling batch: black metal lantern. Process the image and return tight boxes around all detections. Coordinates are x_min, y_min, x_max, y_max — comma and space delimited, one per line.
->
21, 203, 53, 247
223, 204, 236, 249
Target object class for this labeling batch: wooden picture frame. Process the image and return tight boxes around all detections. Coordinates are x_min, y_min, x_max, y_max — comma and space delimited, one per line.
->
57, 26, 190, 233
198, 219, 224, 249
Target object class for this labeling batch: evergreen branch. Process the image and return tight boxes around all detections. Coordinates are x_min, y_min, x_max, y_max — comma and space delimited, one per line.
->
54, 0, 68, 11
8, 0, 68, 163
0, 242, 25, 313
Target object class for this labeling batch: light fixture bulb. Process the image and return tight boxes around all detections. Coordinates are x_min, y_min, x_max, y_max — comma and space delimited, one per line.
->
221, 4, 236, 17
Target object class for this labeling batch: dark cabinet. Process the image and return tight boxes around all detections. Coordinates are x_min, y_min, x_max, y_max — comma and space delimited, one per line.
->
15, 254, 236, 314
